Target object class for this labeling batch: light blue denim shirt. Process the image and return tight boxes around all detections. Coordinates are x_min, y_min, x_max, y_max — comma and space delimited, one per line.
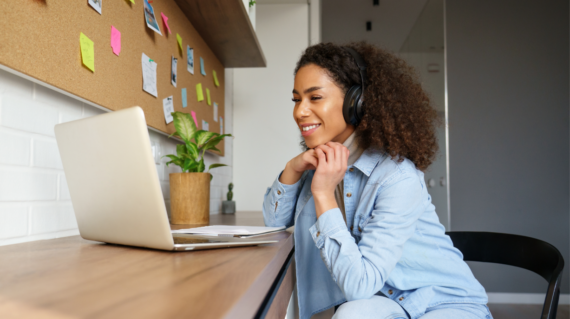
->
263, 148, 488, 319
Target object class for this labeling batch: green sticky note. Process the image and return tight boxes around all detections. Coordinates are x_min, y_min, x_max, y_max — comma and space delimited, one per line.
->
206, 88, 211, 105
129, 0, 134, 3
79, 32, 95, 72
176, 33, 183, 51
213, 70, 219, 87
196, 83, 204, 102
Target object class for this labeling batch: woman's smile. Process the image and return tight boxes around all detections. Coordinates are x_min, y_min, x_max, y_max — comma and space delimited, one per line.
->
300, 123, 321, 136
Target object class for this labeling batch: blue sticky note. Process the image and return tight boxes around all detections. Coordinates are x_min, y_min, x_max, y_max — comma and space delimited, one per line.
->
181, 88, 188, 108
200, 57, 206, 76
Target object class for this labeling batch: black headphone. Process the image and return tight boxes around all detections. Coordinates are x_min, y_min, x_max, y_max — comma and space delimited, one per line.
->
342, 47, 367, 127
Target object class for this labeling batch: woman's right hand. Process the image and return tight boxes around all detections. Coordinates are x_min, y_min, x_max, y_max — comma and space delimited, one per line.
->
279, 149, 318, 185
288, 149, 318, 173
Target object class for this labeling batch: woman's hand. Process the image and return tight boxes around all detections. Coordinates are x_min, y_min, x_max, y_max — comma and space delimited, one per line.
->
311, 142, 349, 198
279, 149, 319, 185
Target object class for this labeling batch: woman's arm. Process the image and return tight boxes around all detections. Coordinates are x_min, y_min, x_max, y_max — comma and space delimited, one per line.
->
262, 162, 306, 228
310, 170, 425, 301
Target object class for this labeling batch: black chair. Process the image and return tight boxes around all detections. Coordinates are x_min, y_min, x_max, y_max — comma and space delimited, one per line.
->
446, 231, 565, 319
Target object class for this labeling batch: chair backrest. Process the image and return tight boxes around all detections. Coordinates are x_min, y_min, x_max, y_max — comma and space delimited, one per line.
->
446, 231, 564, 319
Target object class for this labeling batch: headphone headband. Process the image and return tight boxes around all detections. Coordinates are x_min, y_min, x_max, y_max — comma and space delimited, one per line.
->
344, 47, 367, 93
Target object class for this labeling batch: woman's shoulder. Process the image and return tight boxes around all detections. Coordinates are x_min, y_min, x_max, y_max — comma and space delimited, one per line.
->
365, 148, 423, 187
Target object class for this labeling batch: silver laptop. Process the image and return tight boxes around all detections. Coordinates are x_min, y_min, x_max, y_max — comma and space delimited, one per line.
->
54, 106, 277, 251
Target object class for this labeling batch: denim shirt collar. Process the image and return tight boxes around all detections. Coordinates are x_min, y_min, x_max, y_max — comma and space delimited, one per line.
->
352, 148, 385, 177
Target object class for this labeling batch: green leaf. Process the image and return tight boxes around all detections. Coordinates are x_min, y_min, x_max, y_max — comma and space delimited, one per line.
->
186, 143, 199, 160
168, 131, 180, 139
187, 161, 198, 172
176, 144, 187, 157
197, 158, 205, 172
207, 163, 227, 171
210, 173, 213, 181
195, 130, 218, 147
172, 112, 197, 143
209, 147, 221, 153
183, 157, 191, 172
202, 134, 230, 151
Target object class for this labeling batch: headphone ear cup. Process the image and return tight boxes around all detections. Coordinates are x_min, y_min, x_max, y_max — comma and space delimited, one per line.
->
343, 85, 363, 126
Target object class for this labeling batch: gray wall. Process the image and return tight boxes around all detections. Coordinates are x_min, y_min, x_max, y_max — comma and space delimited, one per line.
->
447, 0, 569, 293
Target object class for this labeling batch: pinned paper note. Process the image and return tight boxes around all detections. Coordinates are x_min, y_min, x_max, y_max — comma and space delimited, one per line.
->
176, 33, 183, 51
196, 83, 204, 101
163, 96, 174, 124
213, 70, 219, 87
171, 56, 178, 87
200, 57, 206, 76
187, 46, 194, 74
206, 88, 211, 105
88, 0, 102, 14
141, 53, 158, 97
161, 12, 171, 34
143, 0, 162, 35
213, 102, 219, 121
79, 32, 95, 72
191, 111, 198, 127
111, 26, 121, 56
181, 88, 187, 108
220, 117, 223, 134
202, 120, 209, 131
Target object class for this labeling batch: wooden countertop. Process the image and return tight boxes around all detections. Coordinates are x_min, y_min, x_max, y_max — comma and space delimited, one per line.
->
0, 211, 294, 319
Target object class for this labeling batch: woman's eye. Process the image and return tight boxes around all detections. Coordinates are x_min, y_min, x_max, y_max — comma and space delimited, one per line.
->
311, 96, 322, 101
292, 98, 300, 102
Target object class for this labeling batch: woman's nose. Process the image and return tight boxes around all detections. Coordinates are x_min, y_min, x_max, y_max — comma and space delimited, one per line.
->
294, 98, 311, 118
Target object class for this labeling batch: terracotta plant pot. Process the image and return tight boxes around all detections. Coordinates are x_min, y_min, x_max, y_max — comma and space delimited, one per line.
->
169, 172, 210, 225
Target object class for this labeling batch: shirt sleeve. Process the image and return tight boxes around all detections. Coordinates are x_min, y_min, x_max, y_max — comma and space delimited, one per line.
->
308, 169, 426, 301
263, 170, 305, 228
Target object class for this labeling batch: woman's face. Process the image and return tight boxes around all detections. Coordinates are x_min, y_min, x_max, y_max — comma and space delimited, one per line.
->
293, 64, 354, 149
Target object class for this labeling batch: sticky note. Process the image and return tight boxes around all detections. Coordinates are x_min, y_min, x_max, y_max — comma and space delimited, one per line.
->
213, 102, 218, 121
79, 32, 95, 72
181, 88, 187, 108
206, 88, 211, 105
111, 26, 121, 56
161, 13, 171, 34
191, 111, 198, 127
130, 0, 134, 3
176, 33, 183, 51
163, 96, 174, 124
200, 57, 206, 76
196, 83, 204, 101
220, 117, 223, 134
202, 120, 209, 131
213, 70, 219, 87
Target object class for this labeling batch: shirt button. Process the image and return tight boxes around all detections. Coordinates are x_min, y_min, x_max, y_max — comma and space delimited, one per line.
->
346, 193, 352, 197
277, 190, 281, 195
399, 297, 404, 301
316, 231, 320, 237
350, 226, 353, 231
388, 290, 393, 295
349, 168, 354, 172
358, 226, 362, 232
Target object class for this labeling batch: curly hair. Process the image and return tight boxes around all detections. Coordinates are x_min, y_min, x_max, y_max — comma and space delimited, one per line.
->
294, 41, 440, 171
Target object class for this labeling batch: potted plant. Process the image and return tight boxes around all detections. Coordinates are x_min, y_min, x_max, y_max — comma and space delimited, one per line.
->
164, 111, 231, 225
222, 183, 235, 214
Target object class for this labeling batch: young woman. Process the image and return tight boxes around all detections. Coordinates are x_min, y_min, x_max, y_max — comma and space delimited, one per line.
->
262, 42, 492, 319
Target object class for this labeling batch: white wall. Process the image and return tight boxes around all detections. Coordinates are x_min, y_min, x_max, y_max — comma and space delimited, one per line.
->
233, 3, 309, 211
0, 67, 233, 246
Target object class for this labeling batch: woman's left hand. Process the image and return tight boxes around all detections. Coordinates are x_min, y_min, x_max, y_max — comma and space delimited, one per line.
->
311, 142, 349, 199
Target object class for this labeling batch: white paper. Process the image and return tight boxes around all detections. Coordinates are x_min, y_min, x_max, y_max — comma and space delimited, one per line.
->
187, 45, 194, 74
171, 225, 285, 236
163, 96, 174, 124
202, 119, 209, 131
88, 0, 102, 14
143, 0, 162, 35
171, 56, 178, 87
141, 53, 158, 97
220, 117, 223, 134
213, 102, 218, 122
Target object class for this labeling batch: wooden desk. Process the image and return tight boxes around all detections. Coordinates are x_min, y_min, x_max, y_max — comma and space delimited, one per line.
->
0, 211, 295, 319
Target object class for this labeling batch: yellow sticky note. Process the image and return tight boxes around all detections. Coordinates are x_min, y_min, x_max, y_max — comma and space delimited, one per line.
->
196, 83, 204, 102
213, 70, 219, 87
79, 32, 95, 72
206, 88, 211, 105
130, 0, 134, 3
176, 33, 183, 51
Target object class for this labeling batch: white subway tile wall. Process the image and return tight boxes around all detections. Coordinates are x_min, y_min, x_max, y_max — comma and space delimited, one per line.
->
0, 68, 234, 246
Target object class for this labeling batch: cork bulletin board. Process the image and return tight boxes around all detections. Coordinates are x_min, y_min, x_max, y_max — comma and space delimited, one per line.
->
0, 0, 226, 155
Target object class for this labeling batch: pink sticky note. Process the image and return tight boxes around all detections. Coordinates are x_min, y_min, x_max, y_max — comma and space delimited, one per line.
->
161, 13, 171, 34
191, 111, 198, 127
111, 26, 121, 56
